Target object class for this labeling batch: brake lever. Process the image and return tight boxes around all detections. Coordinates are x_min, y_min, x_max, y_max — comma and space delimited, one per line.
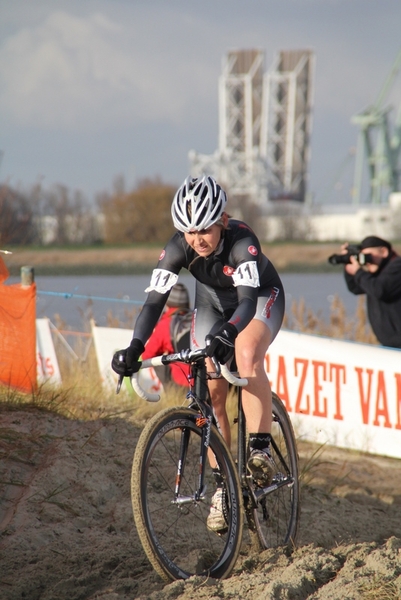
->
116, 374, 123, 394
211, 355, 221, 376
115, 351, 127, 394
205, 334, 222, 376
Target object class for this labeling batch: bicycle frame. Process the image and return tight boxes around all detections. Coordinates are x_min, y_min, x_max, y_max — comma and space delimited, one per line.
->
130, 347, 300, 580
132, 349, 295, 505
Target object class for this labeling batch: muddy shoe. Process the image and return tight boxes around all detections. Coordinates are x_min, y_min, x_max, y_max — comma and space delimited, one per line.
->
207, 488, 227, 533
247, 448, 274, 487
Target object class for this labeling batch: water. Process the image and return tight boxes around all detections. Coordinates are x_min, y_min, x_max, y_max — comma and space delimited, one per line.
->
280, 272, 359, 322
8, 271, 358, 331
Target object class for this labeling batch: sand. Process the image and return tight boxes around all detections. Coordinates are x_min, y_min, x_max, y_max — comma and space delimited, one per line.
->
1, 404, 400, 600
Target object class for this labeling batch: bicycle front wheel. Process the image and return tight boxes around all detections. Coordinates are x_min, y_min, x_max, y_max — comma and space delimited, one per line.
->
132, 407, 243, 582
246, 392, 300, 551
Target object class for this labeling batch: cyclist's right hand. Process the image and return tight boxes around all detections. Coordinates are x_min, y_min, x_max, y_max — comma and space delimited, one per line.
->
205, 323, 238, 364
111, 338, 145, 376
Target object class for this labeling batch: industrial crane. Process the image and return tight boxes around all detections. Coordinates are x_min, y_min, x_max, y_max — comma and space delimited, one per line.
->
351, 48, 401, 204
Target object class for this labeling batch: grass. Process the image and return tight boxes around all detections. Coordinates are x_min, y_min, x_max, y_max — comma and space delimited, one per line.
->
358, 575, 400, 599
9, 263, 155, 277
283, 294, 377, 344
0, 342, 191, 424
297, 439, 353, 497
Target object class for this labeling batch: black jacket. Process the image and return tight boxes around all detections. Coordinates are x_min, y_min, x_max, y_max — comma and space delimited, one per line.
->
344, 252, 401, 348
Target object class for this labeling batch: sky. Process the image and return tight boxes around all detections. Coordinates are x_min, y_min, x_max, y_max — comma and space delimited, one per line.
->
0, 0, 400, 204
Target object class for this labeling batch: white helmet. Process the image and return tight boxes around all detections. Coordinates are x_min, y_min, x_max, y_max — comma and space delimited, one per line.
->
171, 175, 227, 232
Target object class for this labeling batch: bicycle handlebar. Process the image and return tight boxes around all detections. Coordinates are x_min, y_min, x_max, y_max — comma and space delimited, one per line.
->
129, 348, 248, 402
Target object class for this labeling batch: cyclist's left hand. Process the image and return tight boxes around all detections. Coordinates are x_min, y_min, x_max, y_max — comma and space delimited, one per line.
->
206, 323, 238, 364
111, 338, 145, 376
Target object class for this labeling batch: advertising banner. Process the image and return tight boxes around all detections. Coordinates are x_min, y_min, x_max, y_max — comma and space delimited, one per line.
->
36, 318, 62, 384
90, 323, 401, 459
267, 330, 401, 459
91, 323, 163, 395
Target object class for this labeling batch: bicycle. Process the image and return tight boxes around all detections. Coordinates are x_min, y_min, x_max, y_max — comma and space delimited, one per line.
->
124, 345, 300, 582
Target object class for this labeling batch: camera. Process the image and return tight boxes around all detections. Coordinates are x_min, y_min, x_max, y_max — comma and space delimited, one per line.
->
328, 244, 373, 266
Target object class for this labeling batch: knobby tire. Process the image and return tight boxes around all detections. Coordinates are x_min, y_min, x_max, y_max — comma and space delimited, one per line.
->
131, 407, 243, 582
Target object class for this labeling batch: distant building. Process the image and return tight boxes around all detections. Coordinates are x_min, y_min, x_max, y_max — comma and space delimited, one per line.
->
261, 192, 401, 242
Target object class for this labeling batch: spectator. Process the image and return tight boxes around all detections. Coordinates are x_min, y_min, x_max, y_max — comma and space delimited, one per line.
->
342, 235, 401, 348
141, 283, 192, 386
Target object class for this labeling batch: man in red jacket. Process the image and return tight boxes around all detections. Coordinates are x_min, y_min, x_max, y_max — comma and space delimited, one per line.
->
142, 283, 191, 386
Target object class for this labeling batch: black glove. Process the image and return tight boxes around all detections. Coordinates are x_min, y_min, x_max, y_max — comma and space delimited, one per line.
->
111, 338, 145, 376
206, 323, 238, 364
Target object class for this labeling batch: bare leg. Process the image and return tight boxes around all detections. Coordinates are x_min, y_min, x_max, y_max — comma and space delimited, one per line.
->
206, 360, 231, 446
206, 357, 230, 469
235, 319, 272, 433
206, 318, 272, 466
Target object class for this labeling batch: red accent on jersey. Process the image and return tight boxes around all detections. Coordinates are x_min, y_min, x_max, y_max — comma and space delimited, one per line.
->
223, 265, 235, 276
262, 287, 279, 318
248, 245, 258, 256
159, 249, 166, 260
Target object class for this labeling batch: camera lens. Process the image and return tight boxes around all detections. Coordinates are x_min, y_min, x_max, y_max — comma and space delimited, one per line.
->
328, 253, 349, 265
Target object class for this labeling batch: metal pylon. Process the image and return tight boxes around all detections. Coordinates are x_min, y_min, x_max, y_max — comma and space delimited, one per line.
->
351, 48, 401, 204
190, 48, 315, 207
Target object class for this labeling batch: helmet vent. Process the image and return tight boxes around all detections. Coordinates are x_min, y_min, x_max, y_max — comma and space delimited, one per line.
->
171, 175, 227, 233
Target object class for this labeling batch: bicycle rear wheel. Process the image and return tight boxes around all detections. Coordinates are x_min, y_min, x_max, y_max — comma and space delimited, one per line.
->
132, 407, 243, 582
246, 392, 300, 551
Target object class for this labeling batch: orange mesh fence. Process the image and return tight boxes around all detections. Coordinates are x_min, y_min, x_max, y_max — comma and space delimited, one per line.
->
0, 253, 9, 283
0, 257, 37, 392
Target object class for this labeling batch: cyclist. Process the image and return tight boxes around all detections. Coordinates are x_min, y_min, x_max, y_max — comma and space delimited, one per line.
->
111, 175, 285, 531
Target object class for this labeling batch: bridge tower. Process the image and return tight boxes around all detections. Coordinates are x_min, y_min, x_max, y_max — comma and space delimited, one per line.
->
261, 49, 315, 202
189, 48, 315, 207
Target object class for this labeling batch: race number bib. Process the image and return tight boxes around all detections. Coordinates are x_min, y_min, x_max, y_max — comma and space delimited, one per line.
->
145, 269, 178, 294
232, 261, 260, 288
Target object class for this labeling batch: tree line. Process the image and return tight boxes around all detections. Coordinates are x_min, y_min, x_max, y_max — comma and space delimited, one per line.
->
0, 177, 177, 247
0, 176, 313, 247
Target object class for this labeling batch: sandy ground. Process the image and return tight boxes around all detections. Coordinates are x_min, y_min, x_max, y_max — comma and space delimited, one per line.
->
1, 404, 401, 600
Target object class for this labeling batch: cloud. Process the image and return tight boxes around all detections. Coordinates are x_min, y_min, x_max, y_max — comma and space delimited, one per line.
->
0, 9, 214, 130
1, 3, 399, 135
0, 0, 400, 198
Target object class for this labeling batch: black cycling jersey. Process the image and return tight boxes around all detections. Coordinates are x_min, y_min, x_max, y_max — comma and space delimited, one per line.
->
344, 252, 401, 348
133, 219, 284, 345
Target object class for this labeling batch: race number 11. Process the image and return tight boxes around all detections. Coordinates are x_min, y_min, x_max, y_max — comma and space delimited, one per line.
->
145, 269, 179, 294
232, 261, 260, 288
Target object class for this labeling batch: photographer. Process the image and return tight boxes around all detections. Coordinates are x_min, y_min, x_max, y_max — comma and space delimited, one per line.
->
338, 236, 401, 348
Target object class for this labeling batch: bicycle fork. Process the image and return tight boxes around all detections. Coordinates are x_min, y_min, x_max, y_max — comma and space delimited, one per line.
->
172, 362, 214, 507
171, 412, 212, 506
